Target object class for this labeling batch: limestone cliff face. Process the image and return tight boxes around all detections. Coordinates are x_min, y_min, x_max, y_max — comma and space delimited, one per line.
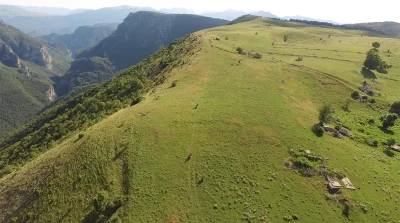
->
46, 85, 57, 102
21, 44, 53, 70
0, 42, 21, 68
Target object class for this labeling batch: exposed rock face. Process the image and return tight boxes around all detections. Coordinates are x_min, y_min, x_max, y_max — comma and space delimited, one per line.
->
46, 86, 57, 102
23, 44, 53, 70
0, 42, 21, 68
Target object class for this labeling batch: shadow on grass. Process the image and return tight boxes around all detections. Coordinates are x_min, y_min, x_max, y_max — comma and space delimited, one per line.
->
379, 127, 394, 135
82, 202, 122, 223
384, 149, 396, 157
361, 67, 377, 79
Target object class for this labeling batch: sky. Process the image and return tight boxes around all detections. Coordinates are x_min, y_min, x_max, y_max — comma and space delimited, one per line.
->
1, 0, 400, 24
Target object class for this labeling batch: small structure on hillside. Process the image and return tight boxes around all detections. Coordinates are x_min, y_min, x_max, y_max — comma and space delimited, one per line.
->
326, 175, 342, 194
216, 37, 220, 40
342, 177, 355, 190
323, 124, 336, 133
391, 145, 400, 152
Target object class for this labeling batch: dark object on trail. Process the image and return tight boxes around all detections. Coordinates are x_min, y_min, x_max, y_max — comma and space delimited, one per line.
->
216, 37, 220, 40
281, 80, 285, 84
78, 134, 84, 140
272, 42, 275, 46
195, 103, 199, 109
296, 57, 303, 62
186, 152, 193, 162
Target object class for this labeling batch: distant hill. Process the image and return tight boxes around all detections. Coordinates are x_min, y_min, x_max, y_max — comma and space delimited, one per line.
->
228, 14, 262, 25
344, 21, 400, 36
20, 6, 89, 16
77, 11, 228, 70
202, 9, 278, 21
39, 24, 118, 56
283, 15, 339, 24
2, 6, 156, 36
0, 20, 71, 138
0, 4, 46, 19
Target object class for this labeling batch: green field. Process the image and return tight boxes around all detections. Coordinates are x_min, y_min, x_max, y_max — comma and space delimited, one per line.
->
1, 19, 400, 222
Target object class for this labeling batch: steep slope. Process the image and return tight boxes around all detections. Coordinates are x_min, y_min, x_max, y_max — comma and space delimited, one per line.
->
0, 21, 72, 138
345, 21, 400, 36
40, 24, 118, 56
1, 19, 400, 223
54, 57, 115, 95
3, 6, 156, 36
77, 11, 228, 70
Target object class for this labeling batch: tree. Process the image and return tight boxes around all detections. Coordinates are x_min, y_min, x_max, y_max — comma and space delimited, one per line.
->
364, 49, 381, 70
391, 101, 400, 114
283, 34, 288, 42
319, 104, 335, 123
236, 47, 244, 54
381, 114, 398, 129
387, 138, 396, 146
372, 42, 380, 49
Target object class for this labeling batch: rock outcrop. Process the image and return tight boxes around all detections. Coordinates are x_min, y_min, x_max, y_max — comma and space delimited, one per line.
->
0, 42, 21, 68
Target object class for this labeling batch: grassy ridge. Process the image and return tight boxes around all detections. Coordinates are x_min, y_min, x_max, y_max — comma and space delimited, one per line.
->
1, 19, 400, 222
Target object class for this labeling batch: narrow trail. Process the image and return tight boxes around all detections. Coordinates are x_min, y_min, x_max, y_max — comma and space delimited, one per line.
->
272, 46, 364, 54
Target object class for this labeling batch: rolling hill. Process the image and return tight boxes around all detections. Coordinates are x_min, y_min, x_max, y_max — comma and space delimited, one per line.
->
0, 21, 72, 139
39, 24, 118, 56
1, 18, 400, 223
345, 21, 400, 37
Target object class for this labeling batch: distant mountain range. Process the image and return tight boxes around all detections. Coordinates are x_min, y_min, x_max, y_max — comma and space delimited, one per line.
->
39, 23, 119, 56
1, 5, 343, 36
283, 15, 339, 25
54, 11, 227, 96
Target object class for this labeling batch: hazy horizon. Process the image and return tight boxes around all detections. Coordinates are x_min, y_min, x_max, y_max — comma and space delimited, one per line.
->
1, 0, 400, 24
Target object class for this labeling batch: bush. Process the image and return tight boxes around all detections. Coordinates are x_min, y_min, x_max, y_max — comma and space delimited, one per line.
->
283, 34, 288, 42
369, 99, 376, 104
381, 114, 398, 129
92, 191, 111, 213
319, 104, 335, 123
351, 91, 360, 99
171, 80, 178, 88
253, 53, 263, 59
387, 138, 396, 146
236, 47, 244, 54
312, 124, 324, 137
391, 101, 400, 114
294, 157, 315, 169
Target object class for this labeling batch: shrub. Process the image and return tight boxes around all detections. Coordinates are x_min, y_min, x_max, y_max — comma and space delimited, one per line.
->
319, 104, 335, 123
381, 114, 398, 129
254, 53, 263, 59
369, 99, 376, 104
92, 191, 111, 213
171, 80, 178, 88
294, 157, 315, 169
372, 140, 379, 147
372, 42, 380, 49
236, 47, 244, 54
351, 91, 360, 99
283, 34, 288, 42
390, 101, 400, 114
387, 138, 396, 146
312, 124, 324, 137
368, 119, 375, 125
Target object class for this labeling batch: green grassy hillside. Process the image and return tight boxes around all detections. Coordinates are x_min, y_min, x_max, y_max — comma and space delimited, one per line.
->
1, 19, 400, 223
